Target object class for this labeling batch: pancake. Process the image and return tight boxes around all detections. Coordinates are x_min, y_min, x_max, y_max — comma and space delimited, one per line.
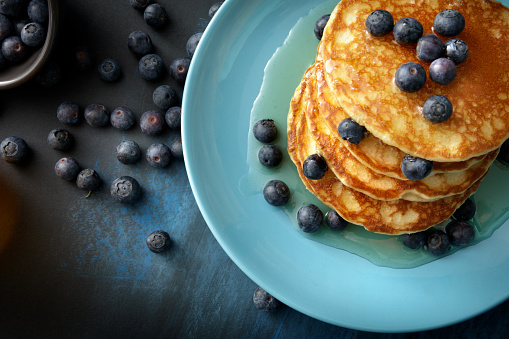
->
287, 71, 487, 234
302, 64, 497, 201
320, 0, 509, 161
314, 59, 488, 180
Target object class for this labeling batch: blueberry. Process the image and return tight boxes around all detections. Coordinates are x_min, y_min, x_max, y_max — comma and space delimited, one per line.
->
54, 157, 81, 181
314, 14, 331, 40
110, 106, 135, 130
0, 0, 24, 17
446, 220, 475, 246
209, 2, 223, 18
110, 176, 142, 204
429, 57, 456, 85
497, 139, 509, 164
416, 34, 444, 62
127, 30, 152, 56
434, 9, 465, 36
144, 3, 167, 28
365, 9, 393, 37
325, 210, 347, 231
186, 32, 202, 58
263, 180, 290, 206
302, 153, 328, 179
11, 17, 29, 36
36, 61, 61, 87
20, 22, 46, 47
57, 101, 80, 125
170, 138, 183, 160
401, 154, 433, 181
76, 169, 101, 192
453, 198, 476, 221
297, 204, 323, 233
0, 14, 12, 42
394, 62, 426, 93
253, 287, 281, 312
116, 140, 141, 165
258, 144, 282, 168
444, 38, 468, 65
138, 53, 164, 80
129, 0, 153, 11
401, 230, 428, 250
169, 57, 191, 84
253, 119, 277, 143
146, 230, 171, 253
426, 229, 451, 256
140, 110, 165, 135
165, 106, 181, 130
393, 17, 423, 45
337, 118, 367, 144
152, 85, 178, 110
84, 103, 110, 127
1, 36, 28, 63
1, 136, 29, 164
422, 95, 453, 123
98, 58, 122, 82
146, 143, 172, 168
27, 0, 49, 24
47, 128, 73, 151
74, 45, 93, 71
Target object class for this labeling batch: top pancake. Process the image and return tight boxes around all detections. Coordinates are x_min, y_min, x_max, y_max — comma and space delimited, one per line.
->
320, 0, 509, 161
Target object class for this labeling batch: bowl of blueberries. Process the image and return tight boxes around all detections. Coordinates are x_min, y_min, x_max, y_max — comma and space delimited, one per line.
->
0, 0, 58, 89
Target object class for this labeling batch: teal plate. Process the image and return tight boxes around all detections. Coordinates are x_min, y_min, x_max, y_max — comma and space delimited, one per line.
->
183, 0, 509, 332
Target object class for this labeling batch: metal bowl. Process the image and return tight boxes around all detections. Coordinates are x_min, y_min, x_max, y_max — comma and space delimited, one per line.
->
0, 0, 59, 90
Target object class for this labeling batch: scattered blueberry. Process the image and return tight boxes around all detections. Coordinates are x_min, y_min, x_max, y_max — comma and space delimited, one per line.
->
47, 128, 73, 151
209, 2, 223, 18
426, 229, 451, 256
138, 53, 164, 80
146, 230, 171, 253
302, 153, 328, 179
253, 119, 277, 143
144, 3, 167, 28
394, 62, 426, 92
444, 38, 468, 65
429, 57, 456, 85
116, 140, 141, 165
140, 110, 165, 135
146, 143, 172, 168
127, 30, 152, 56
0, 14, 13, 42
401, 230, 428, 250
325, 210, 347, 231
27, 0, 49, 24
36, 61, 61, 87
497, 139, 509, 164
258, 144, 282, 168
170, 138, 183, 160
263, 180, 290, 206
76, 169, 101, 192
453, 198, 476, 221
152, 85, 178, 110
110, 106, 135, 130
0, 0, 24, 17
253, 287, 281, 312
434, 9, 465, 36
422, 95, 453, 123
165, 106, 181, 130
74, 45, 94, 71
416, 34, 444, 62
1, 35, 28, 63
84, 103, 110, 127
186, 32, 202, 58
297, 204, 323, 233
169, 57, 191, 84
365, 9, 393, 37
54, 157, 81, 181
1, 136, 29, 164
314, 14, 331, 40
129, 0, 153, 11
393, 17, 423, 45
57, 101, 80, 125
98, 58, 122, 82
337, 118, 367, 144
401, 154, 433, 181
446, 220, 475, 246
110, 176, 142, 204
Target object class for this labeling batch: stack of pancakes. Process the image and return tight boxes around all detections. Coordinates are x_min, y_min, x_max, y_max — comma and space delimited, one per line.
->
287, 0, 509, 235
